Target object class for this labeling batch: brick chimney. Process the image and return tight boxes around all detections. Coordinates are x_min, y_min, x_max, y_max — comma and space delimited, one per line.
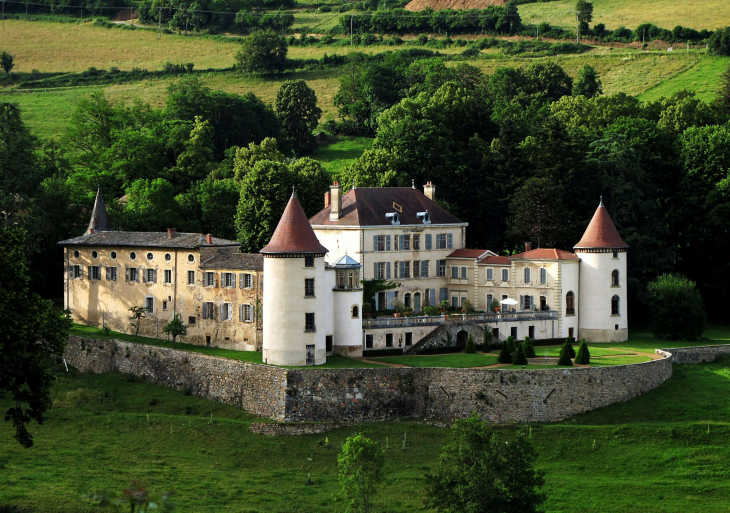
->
206, 233, 212, 244
324, 191, 331, 209
424, 181, 436, 201
329, 181, 342, 222
167, 228, 177, 239
525, 242, 532, 252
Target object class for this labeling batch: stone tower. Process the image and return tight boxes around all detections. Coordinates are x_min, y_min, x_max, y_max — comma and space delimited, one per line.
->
260, 191, 330, 366
574, 199, 629, 343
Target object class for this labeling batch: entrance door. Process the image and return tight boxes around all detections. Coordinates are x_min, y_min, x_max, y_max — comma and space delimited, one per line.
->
414, 292, 421, 312
377, 292, 386, 311
540, 296, 547, 311
456, 330, 469, 349
305, 344, 315, 366
404, 293, 411, 309
326, 336, 333, 353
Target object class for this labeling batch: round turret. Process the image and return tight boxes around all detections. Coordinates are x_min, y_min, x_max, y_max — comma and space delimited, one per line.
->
330, 254, 363, 358
575, 199, 629, 343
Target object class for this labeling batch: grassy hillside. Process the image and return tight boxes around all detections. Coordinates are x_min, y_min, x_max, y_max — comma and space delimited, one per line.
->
2, 340, 730, 511
519, 0, 730, 31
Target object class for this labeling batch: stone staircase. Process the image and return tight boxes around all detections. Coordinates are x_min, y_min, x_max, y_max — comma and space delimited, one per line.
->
404, 325, 446, 354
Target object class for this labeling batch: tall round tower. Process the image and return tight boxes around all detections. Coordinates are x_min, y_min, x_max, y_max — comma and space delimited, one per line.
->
574, 199, 629, 343
260, 192, 330, 366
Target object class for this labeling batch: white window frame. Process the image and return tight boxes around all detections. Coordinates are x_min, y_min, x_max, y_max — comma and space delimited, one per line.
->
437, 234, 447, 249
221, 302, 233, 321
187, 270, 195, 285
486, 268, 493, 281
223, 272, 235, 288
241, 304, 254, 323
205, 272, 216, 287
106, 266, 117, 282
243, 273, 253, 288
413, 234, 420, 250
90, 265, 101, 281
164, 269, 172, 284
145, 296, 155, 314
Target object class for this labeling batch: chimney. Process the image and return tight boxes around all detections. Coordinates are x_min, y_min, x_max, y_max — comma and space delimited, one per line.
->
525, 242, 532, 252
324, 191, 331, 209
167, 228, 177, 239
329, 181, 342, 222
206, 233, 212, 244
424, 181, 436, 202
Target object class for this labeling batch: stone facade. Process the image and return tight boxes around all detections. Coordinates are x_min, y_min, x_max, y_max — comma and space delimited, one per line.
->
249, 422, 351, 436
659, 345, 730, 364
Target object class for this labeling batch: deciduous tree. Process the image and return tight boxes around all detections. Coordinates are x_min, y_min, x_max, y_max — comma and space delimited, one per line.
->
0, 51, 14, 74
573, 64, 602, 98
647, 274, 706, 341
275, 80, 321, 155
235, 31, 288, 74
337, 433, 385, 513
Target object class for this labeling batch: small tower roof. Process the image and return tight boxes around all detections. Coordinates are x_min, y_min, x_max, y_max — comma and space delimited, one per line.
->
260, 194, 328, 255
333, 254, 360, 268
85, 188, 112, 235
574, 199, 629, 250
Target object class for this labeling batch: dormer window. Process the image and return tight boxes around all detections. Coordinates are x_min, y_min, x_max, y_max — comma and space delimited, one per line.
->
417, 211, 431, 224
385, 212, 400, 225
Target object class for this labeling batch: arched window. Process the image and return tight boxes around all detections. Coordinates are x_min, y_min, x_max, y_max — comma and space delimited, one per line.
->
539, 267, 547, 285
352, 305, 359, 318
524, 267, 531, 283
611, 270, 619, 287
566, 291, 575, 315
611, 295, 620, 315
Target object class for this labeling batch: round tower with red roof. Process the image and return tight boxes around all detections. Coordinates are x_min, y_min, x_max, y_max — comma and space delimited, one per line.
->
574, 199, 629, 343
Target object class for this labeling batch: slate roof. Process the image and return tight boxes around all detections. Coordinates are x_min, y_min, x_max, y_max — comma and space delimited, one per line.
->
332, 254, 360, 268
510, 248, 579, 260
309, 187, 465, 227
58, 231, 240, 249
479, 255, 512, 266
261, 193, 329, 255
85, 188, 112, 235
200, 252, 263, 271
575, 200, 629, 250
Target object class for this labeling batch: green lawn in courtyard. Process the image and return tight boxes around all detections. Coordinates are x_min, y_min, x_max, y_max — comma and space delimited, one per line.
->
610, 325, 730, 352
587, 355, 653, 366
537, 345, 636, 357
371, 352, 500, 368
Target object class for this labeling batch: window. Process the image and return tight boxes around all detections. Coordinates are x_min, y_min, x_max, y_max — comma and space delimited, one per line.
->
73, 250, 80, 258
130, 252, 137, 261
223, 272, 235, 288
612, 249, 619, 259
90, 266, 101, 280
540, 267, 547, 285
128, 267, 139, 282
502, 268, 509, 282
511, 327, 518, 339
202, 302, 214, 319
413, 234, 420, 250
188, 316, 196, 325
540, 295, 547, 311
106, 266, 117, 282
529, 326, 535, 339
243, 273, 253, 288
91, 250, 98, 259
375, 235, 385, 252
304, 255, 314, 267
352, 305, 359, 318
402, 234, 411, 251
187, 253, 195, 263
437, 260, 446, 277
144, 268, 156, 283
451, 296, 459, 308
612, 270, 620, 287
305, 278, 315, 297
611, 295, 620, 315
487, 294, 493, 311
487, 268, 493, 281
437, 234, 447, 249
375, 262, 386, 279
146, 252, 154, 261
405, 332, 413, 346
162, 300, 168, 311
566, 291, 575, 315
165, 253, 172, 262
110, 251, 117, 260
205, 272, 216, 287
440, 288, 448, 303
400, 261, 411, 279
326, 336, 333, 353
413, 261, 420, 278
425, 234, 432, 250
451, 266, 459, 279
145, 296, 154, 314
366, 334, 374, 348
524, 267, 531, 283
164, 269, 172, 284
421, 261, 429, 278
241, 304, 253, 322
386, 333, 393, 347
461, 266, 467, 279
71, 265, 82, 279
524, 295, 532, 310
221, 303, 233, 321
187, 270, 195, 285
305, 313, 316, 332
569, 327, 574, 338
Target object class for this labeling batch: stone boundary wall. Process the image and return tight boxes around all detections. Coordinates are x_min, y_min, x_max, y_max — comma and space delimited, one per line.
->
63, 337, 288, 420
249, 422, 352, 436
658, 345, 730, 364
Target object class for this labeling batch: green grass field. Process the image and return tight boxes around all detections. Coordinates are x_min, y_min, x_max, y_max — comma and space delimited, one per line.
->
309, 136, 374, 176
2, 352, 730, 511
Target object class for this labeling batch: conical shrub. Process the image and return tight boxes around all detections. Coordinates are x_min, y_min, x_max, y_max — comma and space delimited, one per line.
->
575, 338, 591, 365
465, 334, 476, 354
558, 342, 573, 366
514, 342, 528, 365
565, 339, 576, 358
483, 329, 492, 353
505, 336, 516, 355
498, 341, 513, 364
523, 336, 536, 358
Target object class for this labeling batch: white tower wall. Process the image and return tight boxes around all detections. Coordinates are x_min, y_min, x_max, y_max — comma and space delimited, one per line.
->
333, 288, 363, 357
560, 261, 580, 339
577, 251, 628, 342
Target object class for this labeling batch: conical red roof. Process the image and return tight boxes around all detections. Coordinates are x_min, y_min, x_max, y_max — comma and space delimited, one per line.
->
261, 194, 329, 255
574, 200, 629, 250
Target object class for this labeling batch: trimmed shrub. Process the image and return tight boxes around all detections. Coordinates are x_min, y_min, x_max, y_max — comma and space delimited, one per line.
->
483, 329, 492, 353
565, 339, 576, 358
558, 342, 573, 366
575, 338, 590, 365
505, 336, 516, 355
465, 334, 476, 354
498, 341, 513, 364
647, 273, 706, 341
513, 343, 528, 365
523, 336, 536, 358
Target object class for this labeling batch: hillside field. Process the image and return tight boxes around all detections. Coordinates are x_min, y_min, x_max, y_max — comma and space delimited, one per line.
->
2, 327, 730, 512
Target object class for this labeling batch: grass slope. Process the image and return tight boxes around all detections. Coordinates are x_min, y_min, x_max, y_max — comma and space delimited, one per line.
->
519, 0, 730, 31
2, 355, 730, 511
308, 136, 374, 176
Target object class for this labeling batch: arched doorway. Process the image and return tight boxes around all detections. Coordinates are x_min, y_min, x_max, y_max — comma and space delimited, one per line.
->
456, 330, 469, 349
414, 292, 421, 312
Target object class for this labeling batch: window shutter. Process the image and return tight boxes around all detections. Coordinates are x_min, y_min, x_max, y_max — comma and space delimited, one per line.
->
373, 235, 378, 252
105, 267, 110, 281
531, 295, 534, 310
125, 266, 129, 282
239, 304, 243, 321
142, 267, 148, 283
447, 233, 453, 249
520, 295, 524, 310
386, 235, 391, 251
430, 289, 436, 306
440, 288, 447, 302
399, 235, 404, 250
153, 269, 158, 284
86, 266, 91, 280
425, 234, 432, 250
373, 262, 378, 279
239, 273, 244, 288
386, 262, 391, 279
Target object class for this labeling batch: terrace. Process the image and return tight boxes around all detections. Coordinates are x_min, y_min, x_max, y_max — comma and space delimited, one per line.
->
363, 310, 558, 329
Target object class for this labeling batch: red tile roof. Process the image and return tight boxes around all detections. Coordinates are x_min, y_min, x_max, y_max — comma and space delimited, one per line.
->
309, 187, 464, 227
261, 194, 329, 255
575, 201, 629, 250
510, 248, 579, 260
479, 255, 512, 265
447, 249, 490, 259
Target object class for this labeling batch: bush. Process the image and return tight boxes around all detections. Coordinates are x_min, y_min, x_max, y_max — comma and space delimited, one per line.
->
557, 342, 573, 366
575, 338, 590, 365
482, 329, 492, 353
647, 274, 706, 340
424, 306, 440, 316
513, 342, 528, 365
533, 336, 575, 347
318, 5, 332, 12
235, 31, 288, 74
416, 34, 428, 46
505, 336, 516, 355
461, 48, 480, 59
565, 340, 576, 358
465, 334, 476, 354
498, 340, 513, 364
522, 336, 536, 358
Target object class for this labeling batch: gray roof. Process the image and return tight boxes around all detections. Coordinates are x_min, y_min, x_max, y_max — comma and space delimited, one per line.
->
332, 254, 360, 268
58, 231, 240, 249
85, 188, 112, 235
200, 252, 263, 271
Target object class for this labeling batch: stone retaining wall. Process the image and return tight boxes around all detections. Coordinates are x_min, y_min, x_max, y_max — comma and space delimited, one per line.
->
249, 422, 352, 436
659, 345, 730, 364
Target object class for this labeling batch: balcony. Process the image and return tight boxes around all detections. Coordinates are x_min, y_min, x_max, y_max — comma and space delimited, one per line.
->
363, 311, 558, 329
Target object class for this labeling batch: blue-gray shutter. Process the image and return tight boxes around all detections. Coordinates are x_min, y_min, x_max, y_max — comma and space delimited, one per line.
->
399, 235, 404, 250
386, 262, 391, 279
421, 260, 427, 277
374, 262, 378, 279
386, 235, 391, 251
425, 234, 432, 250
373, 235, 378, 252
520, 295, 524, 310
440, 288, 448, 302
430, 289, 436, 306
447, 233, 453, 249
399, 261, 405, 278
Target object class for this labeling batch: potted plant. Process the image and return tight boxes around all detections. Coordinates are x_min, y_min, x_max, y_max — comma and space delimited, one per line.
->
392, 299, 406, 318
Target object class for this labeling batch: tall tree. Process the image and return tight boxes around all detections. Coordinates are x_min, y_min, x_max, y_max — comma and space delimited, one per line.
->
275, 80, 321, 156
1, 227, 72, 447
234, 31, 288, 74
507, 177, 572, 248
0, 51, 15, 74
0, 103, 39, 223
573, 64, 603, 98
165, 116, 216, 193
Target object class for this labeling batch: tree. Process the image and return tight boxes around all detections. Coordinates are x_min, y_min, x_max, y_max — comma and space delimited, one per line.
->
275, 80, 321, 155
576, 0, 593, 24
1, 227, 72, 447
507, 177, 571, 249
425, 413, 546, 513
498, 340, 513, 364
575, 338, 591, 364
523, 336, 536, 358
647, 274, 706, 341
716, 63, 730, 114
708, 26, 730, 56
120, 178, 181, 232
465, 334, 476, 354
482, 329, 492, 353
0, 51, 15, 74
558, 341, 573, 366
162, 314, 188, 348
0, 103, 39, 223
166, 116, 215, 193
573, 64, 602, 98
337, 433, 385, 513
129, 306, 147, 340
235, 31, 288, 74
514, 342, 528, 365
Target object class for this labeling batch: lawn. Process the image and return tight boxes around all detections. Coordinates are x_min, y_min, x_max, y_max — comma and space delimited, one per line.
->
371, 352, 500, 367
518, 0, 730, 31
309, 136, 374, 176
3, 356, 730, 511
